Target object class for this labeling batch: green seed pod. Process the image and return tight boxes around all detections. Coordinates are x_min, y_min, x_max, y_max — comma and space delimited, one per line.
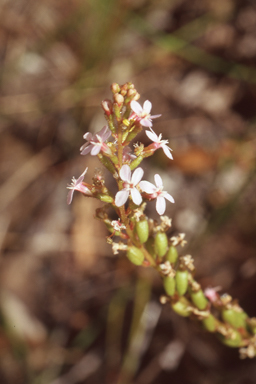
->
171, 297, 191, 317
166, 246, 178, 264
191, 290, 208, 310
130, 155, 143, 170
220, 331, 242, 348
163, 276, 176, 296
145, 237, 156, 259
222, 309, 247, 329
155, 232, 168, 258
99, 195, 114, 203
202, 314, 216, 332
135, 220, 149, 244
98, 155, 116, 174
175, 270, 189, 296
127, 246, 144, 266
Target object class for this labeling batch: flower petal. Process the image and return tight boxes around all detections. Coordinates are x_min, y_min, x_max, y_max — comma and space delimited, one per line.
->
162, 144, 173, 160
163, 192, 175, 203
154, 174, 163, 188
139, 181, 156, 194
90, 145, 101, 156
146, 129, 158, 142
140, 118, 152, 127
156, 196, 166, 215
151, 114, 162, 119
131, 167, 144, 185
131, 100, 143, 115
131, 188, 142, 205
100, 125, 112, 141
80, 144, 93, 155
67, 189, 75, 205
115, 190, 129, 207
120, 164, 131, 182
76, 168, 88, 184
143, 100, 152, 114
83, 132, 92, 140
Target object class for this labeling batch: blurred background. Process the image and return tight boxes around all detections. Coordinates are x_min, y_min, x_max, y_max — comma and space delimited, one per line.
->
0, 0, 256, 383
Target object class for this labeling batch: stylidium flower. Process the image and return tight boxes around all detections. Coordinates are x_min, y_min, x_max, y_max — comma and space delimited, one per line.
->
145, 128, 173, 159
115, 165, 144, 207
139, 174, 174, 215
67, 168, 92, 205
80, 126, 112, 156
130, 100, 161, 127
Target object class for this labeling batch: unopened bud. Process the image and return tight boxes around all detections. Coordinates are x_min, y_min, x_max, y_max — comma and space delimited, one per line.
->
111, 83, 120, 93
114, 93, 124, 106
127, 89, 136, 98
127, 246, 144, 266
101, 99, 113, 116
155, 232, 168, 258
98, 195, 114, 203
120, 83, 128, 96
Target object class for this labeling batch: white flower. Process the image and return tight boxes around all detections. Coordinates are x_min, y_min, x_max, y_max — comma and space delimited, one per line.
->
115, 165, 144, 207
67, 168, 92, 205
139, 174, 174, 215
130, 100, 161, 127
146, 128, 173, 159
80, 126, 111, 156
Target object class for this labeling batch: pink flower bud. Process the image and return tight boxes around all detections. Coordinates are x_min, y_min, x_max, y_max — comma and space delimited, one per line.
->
101, 99, 113, 116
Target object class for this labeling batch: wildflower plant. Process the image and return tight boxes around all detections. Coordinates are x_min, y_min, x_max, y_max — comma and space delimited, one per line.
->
67, 82, 256, 359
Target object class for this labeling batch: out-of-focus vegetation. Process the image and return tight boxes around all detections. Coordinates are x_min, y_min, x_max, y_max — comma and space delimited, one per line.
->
0, 0, 256, 383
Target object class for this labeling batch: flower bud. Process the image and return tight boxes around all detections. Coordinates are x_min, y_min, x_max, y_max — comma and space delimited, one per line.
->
166, 246, 178, 264
135, 220, 149, 244
175, 270, 189, 296
114, 93, 124, 106
155, 232, 168, 258
171, 297, 191, 317
202, 314, 216, 332
127, 246, 144, 266
163, 276, 176, 296
222, 309, 248, 329
111, 83, 120, 93
101, 99, 113, 116
220, 331, 242, 348
98, 195, 114, 203
190, 289, 208, 310
120, 83, 128, 96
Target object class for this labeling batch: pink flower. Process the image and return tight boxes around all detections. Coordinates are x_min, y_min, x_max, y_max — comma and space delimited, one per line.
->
67, 168, 92, 205
115, 165, 144, 207
130, 100, 161, 127
204, 287, 221, 303
80, 126, 111, 156
139, 174, 174, 215
146, 128, 173, 159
